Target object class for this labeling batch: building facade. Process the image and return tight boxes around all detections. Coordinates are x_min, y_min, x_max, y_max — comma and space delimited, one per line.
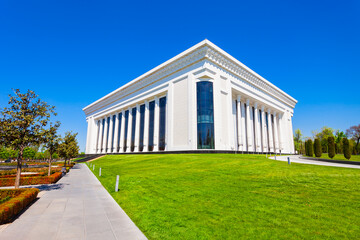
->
83, 40, 297, 154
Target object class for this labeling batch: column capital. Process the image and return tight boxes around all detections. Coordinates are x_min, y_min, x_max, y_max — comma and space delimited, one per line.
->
237, 95, 241, 102
268, 108, 271, 114
246, 99, 250, 105
261, 106, 265, 111
254, 102, 258, 108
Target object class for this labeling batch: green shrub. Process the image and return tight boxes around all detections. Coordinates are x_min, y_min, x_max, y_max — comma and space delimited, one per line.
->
328, 136, 335, 159
0, 188, 39, 224
314, 138, 322, 157
306, 139, 313, 157
343, 138, 351, 160
0, 172, 62, 187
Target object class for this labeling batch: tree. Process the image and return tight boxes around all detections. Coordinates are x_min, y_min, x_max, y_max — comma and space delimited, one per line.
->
43, 122, 61, 176
343, 138, 351, 160
35, 152, 45, 160
314, 126, 334, 153
58, 131, 79, 167
0, 148, 9, 160
294, 129, 303, 154
314, 138, 322, 157
328, 136, 335, 159
306, 139, 313, 157
0, 89, 56, 188
334, 130, 346, 154
23, 147, 36, 160
346, 125, 360, 155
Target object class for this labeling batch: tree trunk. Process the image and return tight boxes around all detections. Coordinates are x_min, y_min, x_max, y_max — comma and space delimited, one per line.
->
15, 148, 24, 189
356, 138, 359, 155
64, 158, 67, 167
48, 153, 53, 176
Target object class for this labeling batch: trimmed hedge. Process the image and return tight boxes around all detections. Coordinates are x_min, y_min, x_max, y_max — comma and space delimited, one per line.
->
328, 136, 335, 159
0, 188, 39, 224
0, 172, 62, 187
314, 138, 322, 157
343, 138, 351, 160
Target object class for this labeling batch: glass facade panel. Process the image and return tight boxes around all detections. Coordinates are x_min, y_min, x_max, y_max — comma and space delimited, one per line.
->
117, 113, 122, 152
123, 110, 129, 152
159, 97, 166, 151
111, 115, 116, 152
105, 117, 110, 152
148, 101, 155, 151
101, 119, 105, 152
139, 104, 145, 152
196, 81, 215, 149
131, 107, 137, 152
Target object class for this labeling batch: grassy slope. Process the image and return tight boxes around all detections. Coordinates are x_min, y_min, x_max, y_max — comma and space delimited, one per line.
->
89, 154, 360, 239
311, 154, 360, 162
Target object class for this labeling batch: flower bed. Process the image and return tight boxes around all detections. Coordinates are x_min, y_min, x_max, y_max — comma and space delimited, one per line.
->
0, 188, 39, 224
0, 172, 62, 187
0, 167, 49, 177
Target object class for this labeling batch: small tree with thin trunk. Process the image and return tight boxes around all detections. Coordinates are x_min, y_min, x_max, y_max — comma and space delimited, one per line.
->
343, 138, 351, 160
43, 122, 61, 176
0, 89, 56, 188
58, 132, 79, 167
306, 139, 313, 157
346, 125, 360, 155
328, 136, 335, 159
314, 138, 322, 158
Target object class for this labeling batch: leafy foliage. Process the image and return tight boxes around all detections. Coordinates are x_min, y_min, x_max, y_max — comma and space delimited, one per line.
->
23, 147, 36, 160
0, 89, 56, 188
342, 138, 351, 160
314, 138, 322, 157
328, 136, 335, 159
58, 131, 79, 167
0, 148, 9, 160
346, 124, 360, 155
306, 139, 313, 157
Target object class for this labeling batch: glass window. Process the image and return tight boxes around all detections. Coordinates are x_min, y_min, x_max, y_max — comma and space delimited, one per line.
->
105, 117, 110, 152
148, 101, 155, 151
101, 118, 105, 152
159, 97, 167, 151
117, 113, 122, 152
131, 107, 137, 152
197, 81, 215, 149
123, 110, 129, 152
111, 115, 116, 152
96, 120, 101, 152
139, 104, 145, 152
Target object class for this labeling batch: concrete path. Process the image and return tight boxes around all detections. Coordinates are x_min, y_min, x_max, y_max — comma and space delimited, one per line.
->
270, 155, 360, 169
0, 164, 147, 240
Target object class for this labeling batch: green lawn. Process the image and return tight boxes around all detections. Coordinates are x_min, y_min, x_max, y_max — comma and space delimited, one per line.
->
88, 154, 360, 239
310, 154, 360, 162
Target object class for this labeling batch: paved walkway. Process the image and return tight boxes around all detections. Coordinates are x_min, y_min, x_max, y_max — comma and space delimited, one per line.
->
270, 155, 360, 169
0, 164, 147, 240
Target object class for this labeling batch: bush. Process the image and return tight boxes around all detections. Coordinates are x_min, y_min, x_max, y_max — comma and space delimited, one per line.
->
306, 140, 313, 157
314, 138, 322, 157
343, 138, 351, 160
0, 188, 39, 224
0, 172, 62, 187
328, 136, 335, 159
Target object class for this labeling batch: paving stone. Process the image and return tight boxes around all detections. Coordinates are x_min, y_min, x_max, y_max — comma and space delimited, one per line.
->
0, 164, 147, 240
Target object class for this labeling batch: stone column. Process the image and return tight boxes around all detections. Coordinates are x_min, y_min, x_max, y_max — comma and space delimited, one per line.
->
267, 109, 274, 152
153, 96, 160, 151
107, 115, 114, 153
261, 106, 267, 152
236, 96, 243, 151
119, 110, 126, 152
273, 112, 279, 153
126, 107, 133, 152
102, 117, 108, 153
241, 101, 247, 151
113, 113, 119, 153
143, 101, 149, 152
246, 99, 253, 152
134, 104, 141, 152
254, 103, 261, 152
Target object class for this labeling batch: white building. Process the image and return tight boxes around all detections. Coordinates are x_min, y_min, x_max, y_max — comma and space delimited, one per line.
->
83, 40, 297, 154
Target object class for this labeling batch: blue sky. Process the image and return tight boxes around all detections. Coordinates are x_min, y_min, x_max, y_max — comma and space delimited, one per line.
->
1, 0, 359, 151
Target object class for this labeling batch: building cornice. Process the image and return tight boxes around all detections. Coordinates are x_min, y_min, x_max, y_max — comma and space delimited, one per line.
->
83, 40, 297, 116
